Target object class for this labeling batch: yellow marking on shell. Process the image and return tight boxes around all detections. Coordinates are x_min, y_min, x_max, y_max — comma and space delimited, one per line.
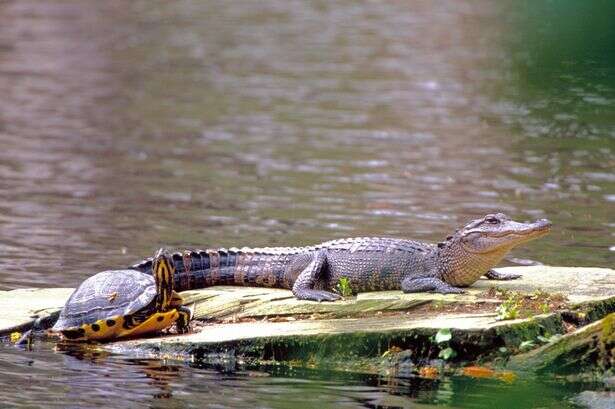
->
117, 310, 179, 339
74, 315, 125, 342
62, 310, 181, 342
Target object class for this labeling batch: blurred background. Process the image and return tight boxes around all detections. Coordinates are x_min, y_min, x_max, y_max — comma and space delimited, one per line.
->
0, 0, 613, 290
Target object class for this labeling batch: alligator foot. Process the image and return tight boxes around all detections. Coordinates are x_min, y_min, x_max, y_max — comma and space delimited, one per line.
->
401, 277, 465, 294
485, 269, 522, 281
294, 289, 341, 302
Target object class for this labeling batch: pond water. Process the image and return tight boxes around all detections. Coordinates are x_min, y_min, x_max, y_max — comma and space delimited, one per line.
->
0, 0, 613, 407
0, 342, 606, 409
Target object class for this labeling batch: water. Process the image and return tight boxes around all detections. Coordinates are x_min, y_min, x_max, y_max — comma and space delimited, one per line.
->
0, 0, 613, 407
0, 343, 603, 409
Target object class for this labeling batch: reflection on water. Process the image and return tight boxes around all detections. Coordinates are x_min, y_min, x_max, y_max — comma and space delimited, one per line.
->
0, 340, 603, 409
0, 0, 613, 407
0, 0, 613, 290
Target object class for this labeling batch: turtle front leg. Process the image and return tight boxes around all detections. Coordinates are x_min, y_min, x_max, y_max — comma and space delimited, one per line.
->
485, 269, 522, 280
175, 306, 192, 334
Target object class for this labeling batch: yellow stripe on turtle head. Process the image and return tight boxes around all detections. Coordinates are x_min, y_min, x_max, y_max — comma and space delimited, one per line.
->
153, 248, 175, 310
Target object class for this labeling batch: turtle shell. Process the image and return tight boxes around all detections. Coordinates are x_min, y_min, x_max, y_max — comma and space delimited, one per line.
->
53, 269, 157, 331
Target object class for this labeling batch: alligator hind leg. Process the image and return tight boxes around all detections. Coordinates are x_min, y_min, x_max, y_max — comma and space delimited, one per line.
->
401, 277, 465, 294
292, 249, 341, 302
485, 269, 521, 280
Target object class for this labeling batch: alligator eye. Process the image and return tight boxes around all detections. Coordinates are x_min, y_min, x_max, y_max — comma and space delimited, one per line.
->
486, 217, 500, 224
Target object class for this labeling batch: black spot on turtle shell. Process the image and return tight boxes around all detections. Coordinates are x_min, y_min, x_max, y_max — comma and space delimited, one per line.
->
106, 319, 116, 327
157, 316, 164, 322
78, 328, 86, 335
91, 323, 100, 332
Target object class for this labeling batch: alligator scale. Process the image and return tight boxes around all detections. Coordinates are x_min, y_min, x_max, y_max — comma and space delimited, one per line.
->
51, 213, 550, 341
131, 213, 552, 302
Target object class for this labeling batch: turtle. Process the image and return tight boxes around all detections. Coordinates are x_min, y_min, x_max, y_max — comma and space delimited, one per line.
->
52, 248, 191, 341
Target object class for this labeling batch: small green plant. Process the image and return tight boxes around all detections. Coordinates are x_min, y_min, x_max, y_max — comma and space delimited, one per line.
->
531, 289, 548, 299
439, 347, 456, 360
432, 299, 445, 310
434, 328, 452, 344
537, 334, 562, 344
336, 277, 353, 297
519, 340, 535, 351
536, 335, 550, 344
496, 291, 520, 320
434, 328, 457, 361
539, 302, 550, 314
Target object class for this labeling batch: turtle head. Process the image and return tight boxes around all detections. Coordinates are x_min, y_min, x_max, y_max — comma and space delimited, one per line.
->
152, 248, 175, 310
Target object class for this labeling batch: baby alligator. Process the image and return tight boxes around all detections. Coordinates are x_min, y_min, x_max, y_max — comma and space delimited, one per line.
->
131, 213, 551, 302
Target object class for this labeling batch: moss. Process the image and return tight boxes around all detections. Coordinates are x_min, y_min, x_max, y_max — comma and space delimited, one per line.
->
507, 315, 612, 374
126, 321, 535, 370
494, 314, 564, 351
599, 313, 615, 371
601, 313, 615, 343
571, 297, 615, 324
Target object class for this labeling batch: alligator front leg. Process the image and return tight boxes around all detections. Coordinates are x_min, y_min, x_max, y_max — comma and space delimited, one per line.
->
484, 269, 521, 280
401, 277, 465, 294
292, 249, 341, 302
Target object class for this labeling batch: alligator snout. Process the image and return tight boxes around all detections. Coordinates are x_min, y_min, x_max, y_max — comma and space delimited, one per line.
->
536, 218, 552, 228
531, 218, 552, 234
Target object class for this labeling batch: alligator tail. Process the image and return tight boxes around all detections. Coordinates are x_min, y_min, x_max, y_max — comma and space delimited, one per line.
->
131, 249, 291, 292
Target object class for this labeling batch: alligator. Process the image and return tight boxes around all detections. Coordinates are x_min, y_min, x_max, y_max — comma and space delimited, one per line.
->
131, 213, 551, 301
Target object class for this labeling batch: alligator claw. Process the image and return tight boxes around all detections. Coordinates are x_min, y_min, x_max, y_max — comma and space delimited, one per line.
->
440, 287, 465, 294
485, 270, 522, 281
297, 290, 341, 302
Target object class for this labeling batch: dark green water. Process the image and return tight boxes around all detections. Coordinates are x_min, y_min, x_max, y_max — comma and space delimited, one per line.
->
0, 0, 613, 407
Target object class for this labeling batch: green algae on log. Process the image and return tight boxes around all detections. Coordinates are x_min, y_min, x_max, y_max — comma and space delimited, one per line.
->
509, 312, 615, 374
108, 311, 565, 363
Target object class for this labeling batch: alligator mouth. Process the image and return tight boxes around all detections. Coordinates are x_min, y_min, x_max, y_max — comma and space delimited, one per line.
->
489, 219, 552, 239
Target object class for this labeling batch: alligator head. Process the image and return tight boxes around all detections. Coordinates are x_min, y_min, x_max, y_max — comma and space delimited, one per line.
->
455, 213, 551, 254
438, 213, 551, 286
